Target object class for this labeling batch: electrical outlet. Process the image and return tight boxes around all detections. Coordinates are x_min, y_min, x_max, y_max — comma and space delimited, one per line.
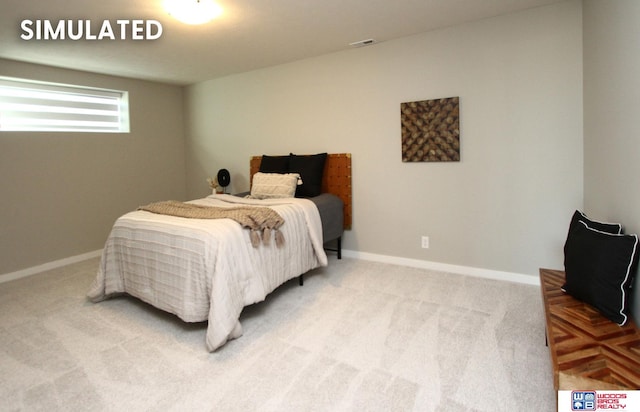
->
421, 236, 429, 249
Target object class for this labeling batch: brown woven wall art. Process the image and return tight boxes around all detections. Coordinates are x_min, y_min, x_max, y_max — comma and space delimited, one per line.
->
401, 96, 460, 162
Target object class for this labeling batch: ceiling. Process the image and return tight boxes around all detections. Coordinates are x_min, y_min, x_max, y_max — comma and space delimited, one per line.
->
0, 0, 564, 86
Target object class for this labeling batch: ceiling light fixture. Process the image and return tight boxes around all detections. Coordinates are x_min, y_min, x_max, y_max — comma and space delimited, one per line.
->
164, 0, 223, 25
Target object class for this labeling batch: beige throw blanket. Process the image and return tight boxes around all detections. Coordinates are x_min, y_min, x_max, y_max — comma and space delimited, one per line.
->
139, 200, 285, 247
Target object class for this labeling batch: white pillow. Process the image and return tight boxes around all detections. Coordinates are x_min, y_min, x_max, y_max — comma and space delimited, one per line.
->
250, 172, 301, 199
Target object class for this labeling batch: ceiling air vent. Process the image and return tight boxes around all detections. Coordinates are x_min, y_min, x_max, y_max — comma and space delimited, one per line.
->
349, 39, 377, 47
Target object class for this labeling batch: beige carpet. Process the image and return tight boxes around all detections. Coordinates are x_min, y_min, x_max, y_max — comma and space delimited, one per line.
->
0, 256, 555, 411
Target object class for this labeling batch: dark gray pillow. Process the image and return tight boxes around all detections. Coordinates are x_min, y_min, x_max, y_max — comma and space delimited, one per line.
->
289, 153, 327, 198
259, 155, 289, 173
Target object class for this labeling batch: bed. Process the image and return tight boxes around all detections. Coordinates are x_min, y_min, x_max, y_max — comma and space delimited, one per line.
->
88, 153, 352, 351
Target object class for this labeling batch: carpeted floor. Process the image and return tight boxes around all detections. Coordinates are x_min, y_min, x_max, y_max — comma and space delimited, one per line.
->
0, 256, 555, 411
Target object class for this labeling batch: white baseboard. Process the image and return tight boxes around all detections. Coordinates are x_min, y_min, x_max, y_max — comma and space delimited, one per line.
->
0, 249, 103, 284
1, 248, 540, 287
342, 249, 540, 286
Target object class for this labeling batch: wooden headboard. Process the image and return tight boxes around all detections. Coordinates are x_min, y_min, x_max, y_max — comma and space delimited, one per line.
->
250, 153, 352, 230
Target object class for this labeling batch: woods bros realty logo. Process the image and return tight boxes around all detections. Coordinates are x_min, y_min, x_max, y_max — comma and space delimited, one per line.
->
20, 20, 162, 40
570, 391, 630, 410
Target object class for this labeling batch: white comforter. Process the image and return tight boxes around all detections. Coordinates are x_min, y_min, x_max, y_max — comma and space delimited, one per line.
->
87, 194, 327, 351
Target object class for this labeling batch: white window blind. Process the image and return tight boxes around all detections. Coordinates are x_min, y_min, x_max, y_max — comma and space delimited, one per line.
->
0, 76, 129, 133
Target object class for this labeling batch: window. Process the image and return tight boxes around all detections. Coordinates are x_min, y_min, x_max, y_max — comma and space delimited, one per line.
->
0, 76, 129, 133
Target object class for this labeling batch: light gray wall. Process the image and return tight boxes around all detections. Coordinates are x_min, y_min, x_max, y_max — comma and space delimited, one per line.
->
583, 0, 640, 324
185, 1, 584, 279
0, 59, 187, 275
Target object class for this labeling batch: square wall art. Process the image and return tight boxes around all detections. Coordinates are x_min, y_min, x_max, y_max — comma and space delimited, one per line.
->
401, 96, 460, 162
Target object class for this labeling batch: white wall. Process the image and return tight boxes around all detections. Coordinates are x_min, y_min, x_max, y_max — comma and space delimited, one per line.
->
583, 0, 640, 323
185, 1, 583, 279
0, 59, 187, 275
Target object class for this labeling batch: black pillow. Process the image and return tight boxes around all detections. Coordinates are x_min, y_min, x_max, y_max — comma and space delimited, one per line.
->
568, 210, 622, 235
563, 210, 623, 268
562, 220, 638, 325
289, 153, 327, 198
259, 155, 290, 173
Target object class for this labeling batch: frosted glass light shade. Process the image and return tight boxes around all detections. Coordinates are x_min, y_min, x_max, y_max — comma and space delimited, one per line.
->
164, 0, 223, 25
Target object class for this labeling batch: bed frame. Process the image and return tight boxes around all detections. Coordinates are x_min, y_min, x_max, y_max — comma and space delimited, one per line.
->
250, 153, 352, 230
